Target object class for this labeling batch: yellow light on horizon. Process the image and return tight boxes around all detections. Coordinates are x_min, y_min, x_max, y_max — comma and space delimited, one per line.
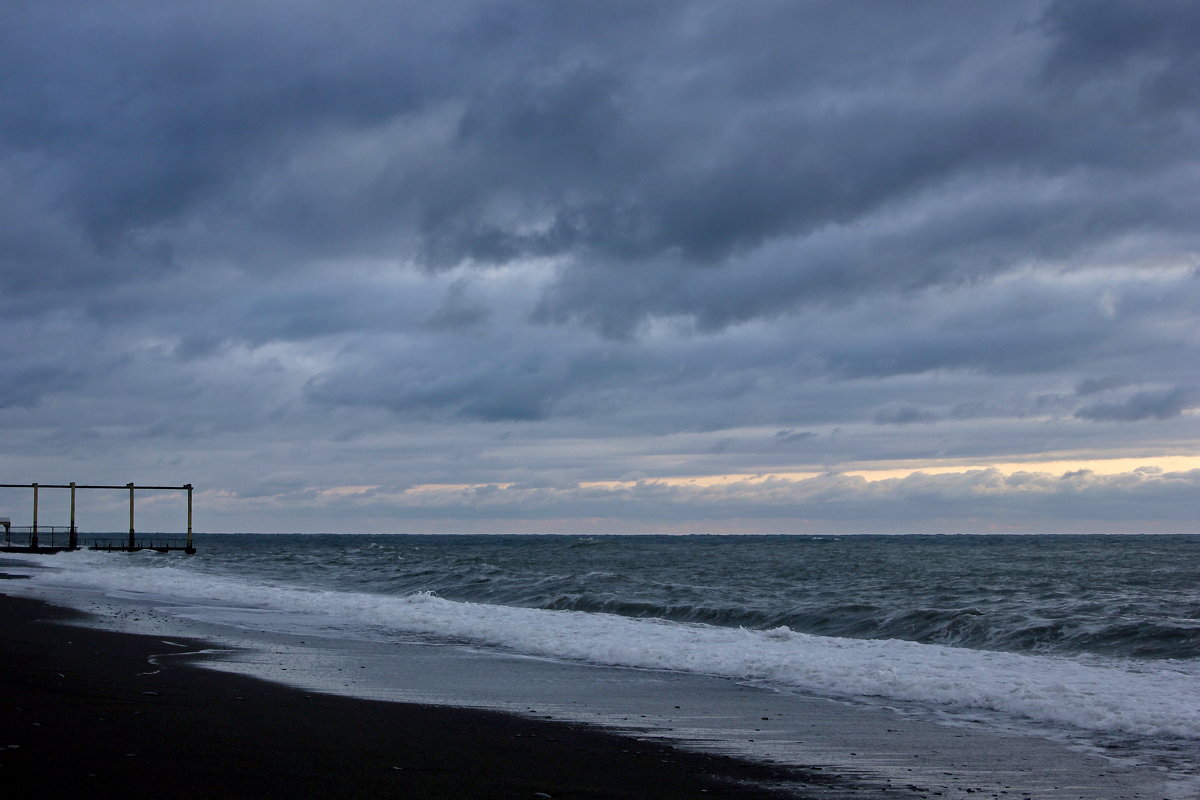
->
580, 454, 1200, 490
379, 455, 1200, 497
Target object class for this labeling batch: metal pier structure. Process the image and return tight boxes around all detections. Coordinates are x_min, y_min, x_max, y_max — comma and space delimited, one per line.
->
0, 482, 195, 554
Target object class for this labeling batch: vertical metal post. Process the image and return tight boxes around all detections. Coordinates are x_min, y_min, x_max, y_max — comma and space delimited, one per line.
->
127, 483, 136, 550
31, 483, 39, 549
185, 484, 194, 554
69, 482, 77, 550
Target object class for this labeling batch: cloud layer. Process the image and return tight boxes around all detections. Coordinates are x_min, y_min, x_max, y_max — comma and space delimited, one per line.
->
1, 1, 1197, 532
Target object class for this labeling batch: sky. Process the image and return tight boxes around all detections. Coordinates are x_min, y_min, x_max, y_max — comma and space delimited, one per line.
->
1, 0, 1198, 534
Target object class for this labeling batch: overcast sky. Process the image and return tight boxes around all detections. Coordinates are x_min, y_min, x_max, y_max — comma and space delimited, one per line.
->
2, 0, 1198, 534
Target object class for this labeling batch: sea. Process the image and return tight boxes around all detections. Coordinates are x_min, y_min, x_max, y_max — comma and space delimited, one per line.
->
5, 533, 1199, 799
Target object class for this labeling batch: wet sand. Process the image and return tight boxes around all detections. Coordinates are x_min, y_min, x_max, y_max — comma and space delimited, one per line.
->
0, 592, 854, 799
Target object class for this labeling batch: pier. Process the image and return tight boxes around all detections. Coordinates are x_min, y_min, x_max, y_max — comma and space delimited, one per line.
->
0, 483, 195, 554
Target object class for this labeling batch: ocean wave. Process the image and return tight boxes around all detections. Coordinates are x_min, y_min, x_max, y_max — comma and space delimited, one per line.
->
12, 550, 1200, 742
516, 593, 1200, 660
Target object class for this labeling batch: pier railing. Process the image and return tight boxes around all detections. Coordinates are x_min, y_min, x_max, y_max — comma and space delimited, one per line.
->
87, 536, 195, 553
3, 527, 74, 550
1, 529, 195, 554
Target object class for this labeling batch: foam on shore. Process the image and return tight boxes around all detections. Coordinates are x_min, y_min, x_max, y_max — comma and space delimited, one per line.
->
9, 549, 1199, 742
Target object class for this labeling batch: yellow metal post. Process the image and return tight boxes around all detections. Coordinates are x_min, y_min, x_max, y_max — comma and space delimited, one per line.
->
31, 483, 39, 549
69, 482, 77, 549
127, 483, 136, 550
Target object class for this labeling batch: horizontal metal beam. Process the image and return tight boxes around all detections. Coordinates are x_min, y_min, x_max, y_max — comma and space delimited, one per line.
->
0, 483, 192, 490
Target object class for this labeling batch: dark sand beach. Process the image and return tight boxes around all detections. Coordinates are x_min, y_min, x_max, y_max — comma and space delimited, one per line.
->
0, 592, 851, 799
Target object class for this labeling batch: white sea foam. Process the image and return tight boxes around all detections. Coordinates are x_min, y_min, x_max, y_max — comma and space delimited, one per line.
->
10, 550, 1200, 741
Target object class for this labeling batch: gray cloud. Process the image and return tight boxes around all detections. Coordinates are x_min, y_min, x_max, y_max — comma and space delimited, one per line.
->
774, 430, 818, 445
424, 279, 491, 332
1075, 376, 1131, 396
1, 1, 1198, 532
1040, 0, 1200, 111
221, 466, 1200, 534
1075, 386, 1196, 422
874, 406, 940, 426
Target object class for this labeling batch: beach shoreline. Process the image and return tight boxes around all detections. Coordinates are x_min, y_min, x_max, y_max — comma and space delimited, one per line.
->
0, 591, 851, 799
1, 543, 1190, 800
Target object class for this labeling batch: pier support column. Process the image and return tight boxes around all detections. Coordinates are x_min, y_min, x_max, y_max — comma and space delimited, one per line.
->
185, 484, 194, 554
31, 483, 39, 549
69, 482, 77, 550
127, 483, 136, 550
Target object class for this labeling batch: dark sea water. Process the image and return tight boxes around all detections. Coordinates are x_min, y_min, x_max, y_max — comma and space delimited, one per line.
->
8, 533, 1200, 794
186, 533, 1200, 661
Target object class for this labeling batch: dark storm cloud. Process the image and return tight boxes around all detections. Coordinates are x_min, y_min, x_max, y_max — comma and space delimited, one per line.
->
295, 267, 1195, 445
0, 2, 437, 241
774, 430, 818, 445
2, 1, 1199, 531
0, 362, 79, 409
1040, 0, 1200, 111
5, 1, 1197, 325
1075, 386, 1197, 423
